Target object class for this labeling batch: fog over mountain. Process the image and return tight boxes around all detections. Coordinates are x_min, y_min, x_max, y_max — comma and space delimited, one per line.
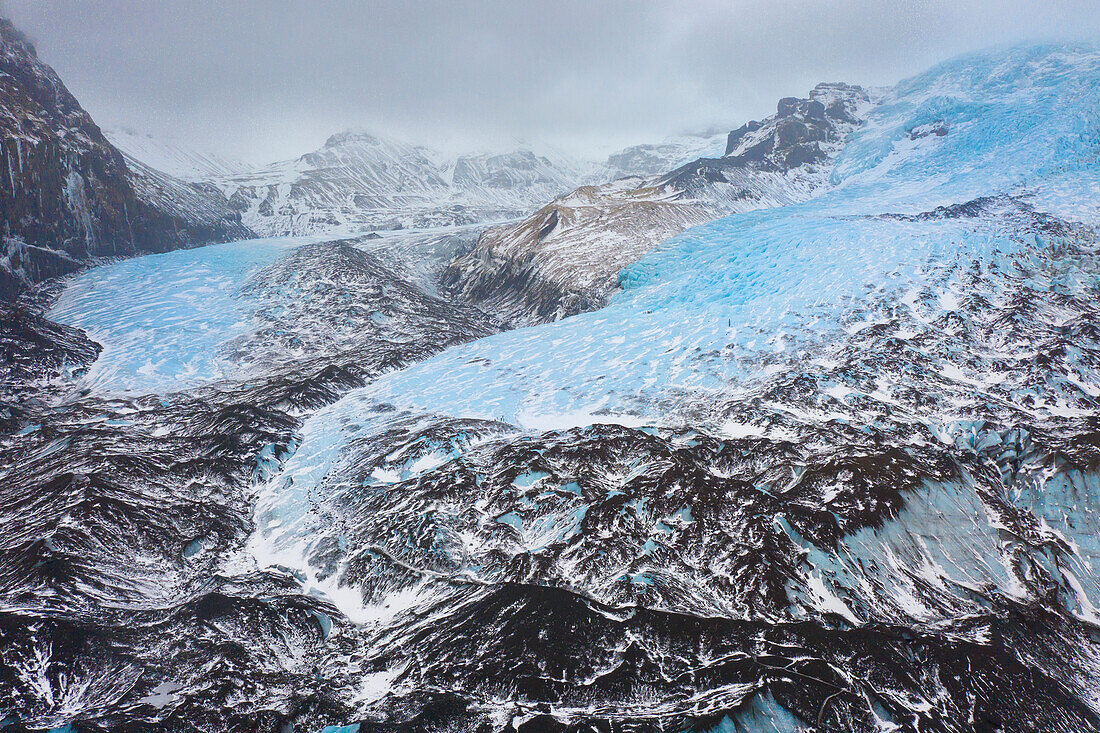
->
5, 0, 1100, 163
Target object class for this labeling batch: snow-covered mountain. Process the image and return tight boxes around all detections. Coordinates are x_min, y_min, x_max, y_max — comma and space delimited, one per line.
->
104, 127, 247, 181
206, 129, 741, 238
98, 121, 772, 246
210, 131, 600, 236
445, 82, 872, 324
603, 129, 729, 179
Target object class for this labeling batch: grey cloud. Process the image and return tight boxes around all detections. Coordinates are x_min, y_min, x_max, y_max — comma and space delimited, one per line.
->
5, 0, 1100, 163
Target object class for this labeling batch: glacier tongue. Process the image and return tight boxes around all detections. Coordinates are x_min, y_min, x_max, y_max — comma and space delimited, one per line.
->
44, 225, 493, 395
47, 235, 309, 393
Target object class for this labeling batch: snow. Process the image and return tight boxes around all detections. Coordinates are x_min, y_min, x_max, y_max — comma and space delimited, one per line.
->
104, 127, 247, 181
603, 130, 729, 178
48, 236, 314, 393
237, 43, 1100, 632
207, 130, 602, 237
135, 682, 183, 709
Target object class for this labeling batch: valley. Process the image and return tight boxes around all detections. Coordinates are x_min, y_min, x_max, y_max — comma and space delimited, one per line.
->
1, 12, 1099, 733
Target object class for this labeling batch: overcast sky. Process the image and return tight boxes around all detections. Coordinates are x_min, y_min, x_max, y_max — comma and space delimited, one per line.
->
5, 1, 1100, 164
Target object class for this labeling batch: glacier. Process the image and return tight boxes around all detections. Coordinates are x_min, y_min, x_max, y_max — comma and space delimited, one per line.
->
253, 42, 1100, 558
6, 43, 1100, 732
43, 225, 486, 395
272, 45, 1100, 430
47, 236, 308, 393
242, 44, 1100, 730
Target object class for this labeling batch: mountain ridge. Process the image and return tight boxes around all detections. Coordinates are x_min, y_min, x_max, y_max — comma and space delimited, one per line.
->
442, 81, 872, 324
207, 129, 596, 236
0, 16, 252, 301
147, 125, 743, 238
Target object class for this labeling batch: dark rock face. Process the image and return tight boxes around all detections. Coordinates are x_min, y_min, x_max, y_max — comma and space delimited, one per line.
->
0, 305, 100, 384
658, 83, 868, 199
440, 220, 607, 326
0, 304, 100, 430
724, 119, 763, 155
0, 370, 346, 732
884, 194, 1086, 235
720, 82, 869, 171
908, 120, 950, 140
0, 17, 250, 301
119, 154, 253, 244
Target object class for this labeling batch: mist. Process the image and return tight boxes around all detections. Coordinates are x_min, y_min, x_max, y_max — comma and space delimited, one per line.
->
6, 0, 1100, 163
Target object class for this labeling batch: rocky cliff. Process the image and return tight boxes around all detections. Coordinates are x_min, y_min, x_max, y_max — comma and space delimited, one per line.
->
0, 18, 251, 300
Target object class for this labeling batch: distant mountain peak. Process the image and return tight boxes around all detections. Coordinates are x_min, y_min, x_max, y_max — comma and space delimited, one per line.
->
321, 128, 404, 148
207, 129, 604, 236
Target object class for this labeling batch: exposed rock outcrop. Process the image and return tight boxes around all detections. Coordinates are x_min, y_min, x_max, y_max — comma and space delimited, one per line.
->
444, 83, 871, 325
0, 17, 251, 300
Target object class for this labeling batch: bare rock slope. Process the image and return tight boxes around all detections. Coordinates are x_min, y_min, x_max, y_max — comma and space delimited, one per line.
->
443, 83, 871, 324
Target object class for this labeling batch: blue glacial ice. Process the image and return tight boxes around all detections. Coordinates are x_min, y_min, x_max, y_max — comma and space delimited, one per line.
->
48, 236, 312, 393
268, 44, 1100, 444
247, 44, 1100, 626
